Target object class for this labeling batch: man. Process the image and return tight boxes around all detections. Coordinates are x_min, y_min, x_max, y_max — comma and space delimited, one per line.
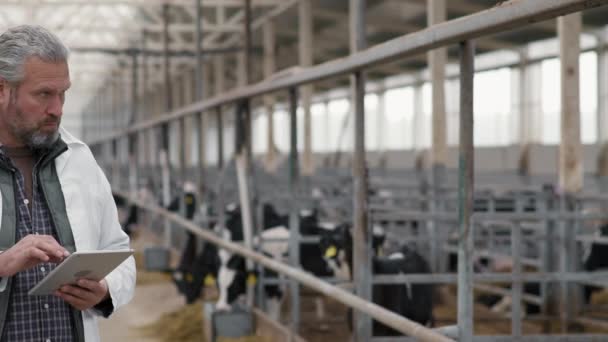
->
0, 25, 136, 341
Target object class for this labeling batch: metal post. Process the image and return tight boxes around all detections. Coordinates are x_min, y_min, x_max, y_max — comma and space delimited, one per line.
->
110, 139, 117, 188
350, 0, 370, 340
194, 0, 205, 191
141, 29, 148, 101
457, 39, 475, 342
263, 21, 277, 171
288, 87, 300, 340
140, 30, 148, 179
161, 3, 172, 248
511, 221, 523, 337
217, 108, 224, 169
179, 117, 187, 181
243, 0, 253, 160
215, 106, 224, 229
129, 50, 139, 198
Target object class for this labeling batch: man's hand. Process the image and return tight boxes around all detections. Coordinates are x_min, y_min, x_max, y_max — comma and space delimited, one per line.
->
0, 234, 69, 277
54, 279, 110, 311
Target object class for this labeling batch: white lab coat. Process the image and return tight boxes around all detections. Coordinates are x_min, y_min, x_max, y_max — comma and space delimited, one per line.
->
0, 127, 136, 342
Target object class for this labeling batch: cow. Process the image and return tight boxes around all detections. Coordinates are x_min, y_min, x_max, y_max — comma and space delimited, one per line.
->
113, 194, 138, 236
214, 203, 335, 322
583, 222, 608, 304
160, 182, 224, 303
477, 220, 608, 316
319, 223, 435, 336
113, 186, 156, 236
474, 256, 541, 316
172, 202, 334, 321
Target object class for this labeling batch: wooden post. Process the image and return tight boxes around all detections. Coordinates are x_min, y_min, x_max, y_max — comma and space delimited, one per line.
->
457, 39, 475, 342
558, 12, 582, 331
350, 0, 371, 340
263, 20, 278, 172
300, 0, 314, 175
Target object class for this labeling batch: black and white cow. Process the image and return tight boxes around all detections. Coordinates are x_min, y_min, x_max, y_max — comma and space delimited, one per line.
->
113, 186, 157, 236
583, 222, 608, 303
164, 183, 201, 295
319, 223, 435, 336
477, 221, 608, 316
113, 194, 138, 236
214, 203, 335, 322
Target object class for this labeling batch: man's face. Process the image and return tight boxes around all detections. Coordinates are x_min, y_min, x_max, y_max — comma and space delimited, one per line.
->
0, 57, 70, 148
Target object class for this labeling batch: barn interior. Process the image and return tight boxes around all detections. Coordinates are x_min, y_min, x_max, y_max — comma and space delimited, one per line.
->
2, 0, 608, 341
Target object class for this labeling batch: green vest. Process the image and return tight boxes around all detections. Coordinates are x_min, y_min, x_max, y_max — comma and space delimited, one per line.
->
0, 140, 85, 341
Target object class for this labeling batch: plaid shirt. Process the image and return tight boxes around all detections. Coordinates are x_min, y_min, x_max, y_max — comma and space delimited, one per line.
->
1, 152, 75, 342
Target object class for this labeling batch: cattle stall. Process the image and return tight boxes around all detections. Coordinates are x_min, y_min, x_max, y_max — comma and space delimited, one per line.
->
90, 1, 608, 341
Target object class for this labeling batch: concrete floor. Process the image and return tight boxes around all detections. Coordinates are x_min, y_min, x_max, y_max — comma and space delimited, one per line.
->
99, 281, 185, 342
99, 228, 184, 342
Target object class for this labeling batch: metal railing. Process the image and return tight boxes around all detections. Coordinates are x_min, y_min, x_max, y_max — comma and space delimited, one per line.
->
97, 1, 608, 341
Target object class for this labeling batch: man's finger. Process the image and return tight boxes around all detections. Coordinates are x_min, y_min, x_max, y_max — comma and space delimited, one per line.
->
38, 240, 69, 259
27, 248, 50, 262
55, 290, 88, 310
59, 285, 94, 301
76, 279, 103, 293
30, 239, 69, 259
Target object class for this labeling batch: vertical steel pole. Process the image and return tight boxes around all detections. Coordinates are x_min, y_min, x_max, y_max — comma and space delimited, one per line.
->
161, 3, 172, 248
194, 0, 205, 191
111, 139, 119, 188
216, 106, 225, 228
598, 33, 608, 181
350, 0, 371, 340
129, 50, 139, 199
217, 108, 224, 169
511, 221, 523, 337
179, 117, 187, 181
263, 21, 277, 171
244, 0, 253, 159
457, 39, 475, 342
141, 30, 149, 180
240, 0, 258, 310
288, 87, 300, 341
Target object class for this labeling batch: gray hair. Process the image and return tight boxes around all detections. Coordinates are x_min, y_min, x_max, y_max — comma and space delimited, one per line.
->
0, 25, 69, 84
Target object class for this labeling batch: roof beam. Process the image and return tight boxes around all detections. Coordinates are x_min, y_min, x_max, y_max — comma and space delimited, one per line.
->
314, 7, 518, 52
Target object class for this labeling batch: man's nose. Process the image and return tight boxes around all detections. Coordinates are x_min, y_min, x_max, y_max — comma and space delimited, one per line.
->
46, 95, 63, 117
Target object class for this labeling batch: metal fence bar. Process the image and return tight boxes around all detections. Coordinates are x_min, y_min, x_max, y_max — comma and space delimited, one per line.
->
474, 283, 542, 306
374, 334, 608, 342
473, 335, 608, 342
370, 271, 608, 284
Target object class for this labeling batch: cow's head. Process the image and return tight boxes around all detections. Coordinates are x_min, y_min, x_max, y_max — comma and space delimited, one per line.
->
319, 222, 387, 272
262, 203, 287, 229
319, 223, 350, 276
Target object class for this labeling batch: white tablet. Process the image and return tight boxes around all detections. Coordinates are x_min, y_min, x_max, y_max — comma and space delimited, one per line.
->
28, 249, 134, 296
